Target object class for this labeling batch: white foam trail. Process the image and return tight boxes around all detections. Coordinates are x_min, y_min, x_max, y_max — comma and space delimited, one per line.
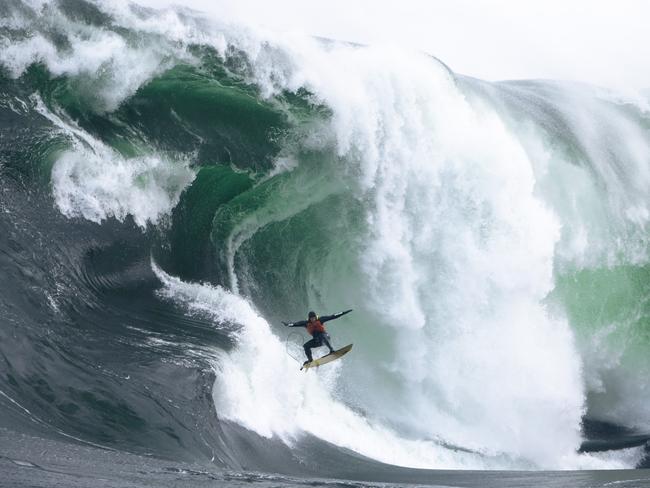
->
153, 263, 507, 469
34, 97, 195, 227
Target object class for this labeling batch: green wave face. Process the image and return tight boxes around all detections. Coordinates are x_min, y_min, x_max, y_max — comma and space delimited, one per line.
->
553, 265, 650, 356
549, 264, 650, 424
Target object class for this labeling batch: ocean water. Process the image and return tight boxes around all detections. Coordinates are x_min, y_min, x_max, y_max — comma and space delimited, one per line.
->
1, 1, 649, 486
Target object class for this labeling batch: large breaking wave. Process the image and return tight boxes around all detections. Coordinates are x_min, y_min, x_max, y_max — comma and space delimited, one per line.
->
1, 0, 649, 474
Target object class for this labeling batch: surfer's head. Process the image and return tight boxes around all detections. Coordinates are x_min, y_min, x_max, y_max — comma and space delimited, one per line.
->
308, 311, 317, 321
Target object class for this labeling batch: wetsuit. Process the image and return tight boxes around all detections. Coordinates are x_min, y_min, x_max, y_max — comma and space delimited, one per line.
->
283, 310, 352, 362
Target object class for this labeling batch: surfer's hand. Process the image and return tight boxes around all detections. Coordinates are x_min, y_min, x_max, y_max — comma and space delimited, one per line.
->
282, 321, 289, 326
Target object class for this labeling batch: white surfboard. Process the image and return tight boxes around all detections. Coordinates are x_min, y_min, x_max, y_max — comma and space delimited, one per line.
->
301, 344, 353, 371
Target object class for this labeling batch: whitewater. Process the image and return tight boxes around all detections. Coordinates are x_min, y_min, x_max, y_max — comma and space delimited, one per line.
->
1, 0, 649, 483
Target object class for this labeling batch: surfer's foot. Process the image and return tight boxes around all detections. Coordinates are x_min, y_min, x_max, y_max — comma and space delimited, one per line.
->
328, 349, 334, 354
303, 360, 310, 366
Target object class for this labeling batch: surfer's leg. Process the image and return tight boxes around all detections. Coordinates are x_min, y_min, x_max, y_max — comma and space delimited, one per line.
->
322, 333, 334, 353
303, 339, 318, 362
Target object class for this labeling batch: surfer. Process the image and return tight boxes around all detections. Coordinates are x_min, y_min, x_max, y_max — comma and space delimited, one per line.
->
283, 310, 353, 366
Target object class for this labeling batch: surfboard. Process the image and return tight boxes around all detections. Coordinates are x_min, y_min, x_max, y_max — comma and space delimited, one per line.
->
301, 344, 353, 371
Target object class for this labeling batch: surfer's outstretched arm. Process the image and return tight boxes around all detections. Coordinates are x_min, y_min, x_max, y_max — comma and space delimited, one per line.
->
282, 319, 307, 328
320, 309, 353, 323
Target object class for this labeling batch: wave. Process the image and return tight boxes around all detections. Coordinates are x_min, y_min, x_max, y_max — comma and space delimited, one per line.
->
0, 0, 649, 475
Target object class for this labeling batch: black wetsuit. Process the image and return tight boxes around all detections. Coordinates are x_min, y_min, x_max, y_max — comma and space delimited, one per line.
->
283, 310, 352, 362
